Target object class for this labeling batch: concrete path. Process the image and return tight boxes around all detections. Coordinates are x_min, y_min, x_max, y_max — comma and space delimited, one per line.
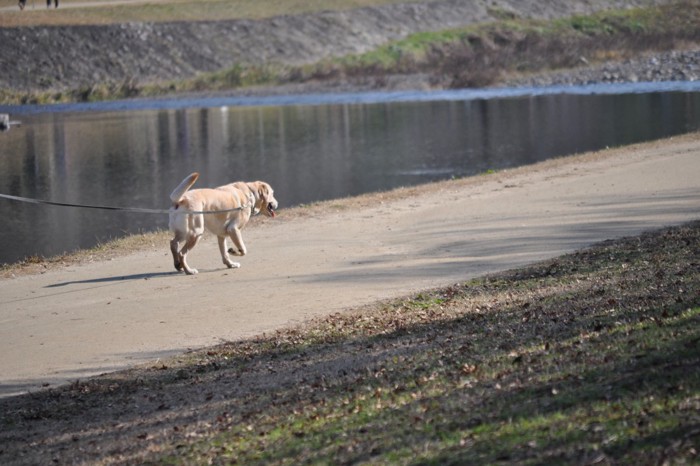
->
1, 134, 699, 398
1, 0, 166, 12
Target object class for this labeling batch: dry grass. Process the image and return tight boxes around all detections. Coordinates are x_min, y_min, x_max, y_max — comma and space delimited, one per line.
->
0, 230, 169, 278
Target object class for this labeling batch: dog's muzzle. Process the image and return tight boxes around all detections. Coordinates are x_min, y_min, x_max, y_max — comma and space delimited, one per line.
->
267, 202, 276, 218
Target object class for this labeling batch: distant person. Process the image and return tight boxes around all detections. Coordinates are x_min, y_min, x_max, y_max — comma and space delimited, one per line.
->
47, 0, 59, 7
18, 0, 26, 9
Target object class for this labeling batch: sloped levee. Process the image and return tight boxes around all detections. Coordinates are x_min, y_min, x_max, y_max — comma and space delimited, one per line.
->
1, 0, 670, 93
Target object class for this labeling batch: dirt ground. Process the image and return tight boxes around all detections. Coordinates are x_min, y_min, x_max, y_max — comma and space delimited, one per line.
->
1, 131, 699, 398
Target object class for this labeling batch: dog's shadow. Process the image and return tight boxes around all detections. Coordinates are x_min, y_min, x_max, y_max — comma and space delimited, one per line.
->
46, 271, 179, 288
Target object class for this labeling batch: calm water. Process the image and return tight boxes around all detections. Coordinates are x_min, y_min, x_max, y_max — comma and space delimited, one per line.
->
1, 83, 700, 264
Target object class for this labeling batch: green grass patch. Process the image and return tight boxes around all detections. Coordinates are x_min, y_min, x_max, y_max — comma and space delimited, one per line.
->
320, 1, 700, 87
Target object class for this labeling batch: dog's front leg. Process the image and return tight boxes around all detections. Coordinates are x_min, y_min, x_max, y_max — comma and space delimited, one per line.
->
218, 236, 241, 269
227, 227, 247, 258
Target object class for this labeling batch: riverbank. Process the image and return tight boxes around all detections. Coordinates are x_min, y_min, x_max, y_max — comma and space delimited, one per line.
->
1, 133, 698, 463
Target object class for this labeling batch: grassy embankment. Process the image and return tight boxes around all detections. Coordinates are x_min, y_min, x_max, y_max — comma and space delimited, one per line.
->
2, 2, 700, 104
2, 221, 698, 463
178, 225, 700, 464
185, 1, 700, 92
329, 1, 700, 88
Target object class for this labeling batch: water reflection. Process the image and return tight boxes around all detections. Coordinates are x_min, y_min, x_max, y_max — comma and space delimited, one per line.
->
1, 89, 699, 264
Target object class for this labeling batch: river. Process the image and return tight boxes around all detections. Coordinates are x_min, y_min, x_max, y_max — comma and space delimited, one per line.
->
1, 81, 699, 264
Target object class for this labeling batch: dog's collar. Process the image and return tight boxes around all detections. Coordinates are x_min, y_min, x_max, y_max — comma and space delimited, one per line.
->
247, 192, 259, 216
246, 183, 261, 215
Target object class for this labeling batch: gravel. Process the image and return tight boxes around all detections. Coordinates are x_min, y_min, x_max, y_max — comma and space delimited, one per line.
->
502, 49, 700, 87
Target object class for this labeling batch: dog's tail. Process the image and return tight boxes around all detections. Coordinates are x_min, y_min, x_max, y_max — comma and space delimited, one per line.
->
170, 172, 200, 203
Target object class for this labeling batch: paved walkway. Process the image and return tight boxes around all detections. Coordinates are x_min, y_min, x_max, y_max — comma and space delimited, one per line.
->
2, 0, 166, 12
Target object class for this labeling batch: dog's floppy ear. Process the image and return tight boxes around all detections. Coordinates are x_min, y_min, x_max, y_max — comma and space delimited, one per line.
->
257, 182, 270, 201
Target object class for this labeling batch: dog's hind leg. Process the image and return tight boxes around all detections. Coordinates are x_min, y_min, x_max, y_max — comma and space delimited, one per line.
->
169, 210, 190, 272
170, 236, 184, 272
175, 214, 206, 275
217, 236, 240, 269
178, 233, 202, 275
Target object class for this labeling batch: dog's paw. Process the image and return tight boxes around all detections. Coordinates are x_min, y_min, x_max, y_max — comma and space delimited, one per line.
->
227, 262, 241, 269
227, 247, 241, 256
185, 268, 199, 275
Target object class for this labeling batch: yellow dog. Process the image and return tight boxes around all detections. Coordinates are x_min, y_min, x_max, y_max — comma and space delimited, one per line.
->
169, 172, 278, 275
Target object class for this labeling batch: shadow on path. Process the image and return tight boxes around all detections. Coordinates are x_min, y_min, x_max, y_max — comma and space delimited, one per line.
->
46, 271, 178, 288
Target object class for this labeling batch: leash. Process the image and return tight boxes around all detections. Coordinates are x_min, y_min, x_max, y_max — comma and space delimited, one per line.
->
0, 192, 251, 215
